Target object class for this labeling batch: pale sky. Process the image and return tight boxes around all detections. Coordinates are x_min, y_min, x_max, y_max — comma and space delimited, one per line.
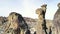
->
0, 0, 60, 20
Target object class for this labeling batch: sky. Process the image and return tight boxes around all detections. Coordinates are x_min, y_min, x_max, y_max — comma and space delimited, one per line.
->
0, 0, 60, 20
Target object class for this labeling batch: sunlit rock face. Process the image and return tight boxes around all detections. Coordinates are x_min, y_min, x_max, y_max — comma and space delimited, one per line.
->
24, 17, 54, 34
0, 5, 52, 34
0, 16, 7, 34
0, 16, 53, 34
0, 3, 60, 34
53, 3, 60, 34
0, 16, 7, 26
0, 5, 53, 34
0, 12, 29, 34
24, 17, 37, 34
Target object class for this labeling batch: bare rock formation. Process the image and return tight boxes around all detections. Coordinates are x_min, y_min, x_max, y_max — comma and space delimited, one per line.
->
0, 16, 7, 34
24, 17, 53, 34
36, 4, 48, 34
0, 15, 53, 34
0, 4, 57, 34
0, 16, 7, 26
3, 12, 29, 34
53, 3, 60, 34
24, 17, 37, 34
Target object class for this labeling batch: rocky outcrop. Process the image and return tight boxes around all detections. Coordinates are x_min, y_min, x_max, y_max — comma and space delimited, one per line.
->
0, 4, 53, 34
53, 3, 60, 34
0, 3, 60, 34
0, 16, 7, 26
0, 12, 29, 34
24, 17, 53, 34
36, 4, 48, 34
0, 16, 53, 34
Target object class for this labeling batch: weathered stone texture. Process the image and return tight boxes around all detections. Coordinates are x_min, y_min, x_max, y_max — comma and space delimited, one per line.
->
53, 3, 60, 34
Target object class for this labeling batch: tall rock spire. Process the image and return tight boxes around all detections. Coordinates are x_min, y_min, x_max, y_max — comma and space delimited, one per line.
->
36, 4, 47, 34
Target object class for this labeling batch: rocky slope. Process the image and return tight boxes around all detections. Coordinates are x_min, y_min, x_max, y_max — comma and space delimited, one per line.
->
0, 17, 53, 34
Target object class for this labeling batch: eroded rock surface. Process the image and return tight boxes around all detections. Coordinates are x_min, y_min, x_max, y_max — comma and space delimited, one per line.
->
53, 3, 60, 34
0, 3, 60, 34
0, 16, 53, 34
